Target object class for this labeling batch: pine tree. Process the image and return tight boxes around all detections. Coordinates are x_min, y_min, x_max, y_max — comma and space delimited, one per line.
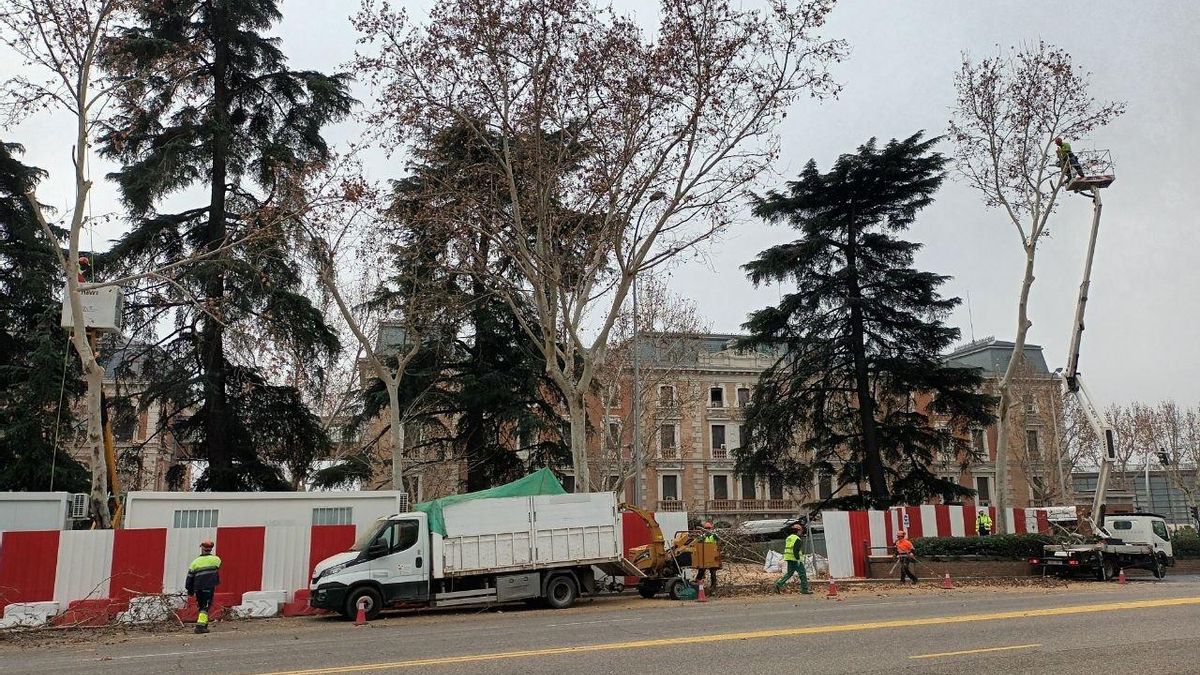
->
737, 132, 996, 508
100, 0, 353, 490
0, 142, 89, 492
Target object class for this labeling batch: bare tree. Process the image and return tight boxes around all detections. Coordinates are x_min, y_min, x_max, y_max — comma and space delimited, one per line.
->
594, 274, 709, 496
354, 0, 845, 490
1, 0, 129, 525
949, 42, 1124, 529
1153, 402, 1200, 519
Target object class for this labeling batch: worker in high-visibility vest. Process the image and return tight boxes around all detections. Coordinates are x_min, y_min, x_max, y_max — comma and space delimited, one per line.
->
895, 530, 919, 584
976, 510, 993, 537
774, 522, 812, 594
1055, 137, 1084, 180
694, 521, 719, 593
186, 540, 222, 634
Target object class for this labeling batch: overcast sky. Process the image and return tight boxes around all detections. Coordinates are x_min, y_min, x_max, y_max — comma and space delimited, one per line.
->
4, 0, 1197, 405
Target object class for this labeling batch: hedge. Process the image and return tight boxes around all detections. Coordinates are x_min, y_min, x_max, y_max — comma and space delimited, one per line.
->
912, 534, 1058, 560
1172, 531, 1200, 559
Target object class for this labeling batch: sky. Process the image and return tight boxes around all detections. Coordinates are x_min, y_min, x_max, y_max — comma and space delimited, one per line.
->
4, 0, 1198, 406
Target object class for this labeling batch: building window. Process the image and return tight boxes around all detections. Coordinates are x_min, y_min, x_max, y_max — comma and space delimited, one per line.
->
975, 476, 992, 506
661, 474, 680, 501
709, 386, 724, 408
939, 475, 960, 504
561, 474, 576, 493
712, 475, 730, 500
818, 473, 833, 501
1024, 395, 1039, 415
659, 424, 678, 459
740, 475, 757, 500
603, 384, 620, 407
659, 385, 676, 407
1026, 429, 1041, 459
606, 421, 621, 451
938, 436, 956, 465
1029, 474, 1046, 503
737, 387, 751, 407
769, 477, 784, 500
970, 428, 987, 455
173, 509, 219, 529
312, 507, 353, 526
710, 424, 726, 459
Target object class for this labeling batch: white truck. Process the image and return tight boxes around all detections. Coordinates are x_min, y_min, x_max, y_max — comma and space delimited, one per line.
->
308, 492, 638, 619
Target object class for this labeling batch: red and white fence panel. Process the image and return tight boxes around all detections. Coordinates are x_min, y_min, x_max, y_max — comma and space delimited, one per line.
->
822, 505, 1052, 579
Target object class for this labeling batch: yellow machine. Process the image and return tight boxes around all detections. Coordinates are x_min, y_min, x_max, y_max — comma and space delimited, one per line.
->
620, 503, 721, 599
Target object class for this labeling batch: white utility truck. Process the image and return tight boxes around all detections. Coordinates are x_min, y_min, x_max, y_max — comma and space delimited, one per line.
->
1030, 159, 1173, 581
309, 491, 638, 619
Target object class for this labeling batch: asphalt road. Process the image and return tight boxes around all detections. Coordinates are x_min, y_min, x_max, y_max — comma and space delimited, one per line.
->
4, 577, 1200, 675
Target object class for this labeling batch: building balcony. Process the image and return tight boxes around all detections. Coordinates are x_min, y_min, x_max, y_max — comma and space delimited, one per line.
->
658, 447, 679, 461
657, 500, 687, 512
710, 446, 729, 460
704, 499, 802, 514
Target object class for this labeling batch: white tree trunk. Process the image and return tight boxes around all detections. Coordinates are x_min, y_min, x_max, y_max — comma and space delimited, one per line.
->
387, 380, 404, 492
81, 349, 111, 527
993, 245, 1037, 532
566, 393, 590, 492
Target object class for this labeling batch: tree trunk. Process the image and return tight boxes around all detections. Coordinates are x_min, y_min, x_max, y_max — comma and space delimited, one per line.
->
82, 354, 111, 527
994, 245, 1037, 532
201, 1, 233, 489
844, 219, 889, 504
387, 379, 404, 492
567, 392, 590, 492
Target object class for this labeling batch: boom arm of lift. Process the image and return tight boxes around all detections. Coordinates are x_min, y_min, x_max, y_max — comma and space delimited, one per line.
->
1062, 186, 1116, 538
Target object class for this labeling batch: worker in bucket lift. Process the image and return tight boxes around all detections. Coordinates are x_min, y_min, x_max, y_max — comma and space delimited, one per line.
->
895, 530, 919, 584
976, 509, 993, 537
774, 522, 812, 594
1055, 137, 1084, 180
694, 521, 719, 593
186, 540, 222, 634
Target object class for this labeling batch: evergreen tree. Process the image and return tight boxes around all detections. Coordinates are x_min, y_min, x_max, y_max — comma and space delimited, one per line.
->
101, 0, 354, 489
0, 142, 89, 492
736, 132, 996, 508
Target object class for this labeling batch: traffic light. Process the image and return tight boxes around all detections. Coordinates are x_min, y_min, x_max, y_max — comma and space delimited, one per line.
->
1157, 448, 1170, 466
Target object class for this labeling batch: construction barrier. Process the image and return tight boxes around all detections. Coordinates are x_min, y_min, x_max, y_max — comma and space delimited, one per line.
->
0, 509, 684, 628
822, 506, 1052, 579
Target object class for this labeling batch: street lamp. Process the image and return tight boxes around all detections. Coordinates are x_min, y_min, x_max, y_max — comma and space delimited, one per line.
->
631, 190, 668, 507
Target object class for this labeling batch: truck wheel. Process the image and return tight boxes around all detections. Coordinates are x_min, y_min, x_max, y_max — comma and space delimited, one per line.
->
344, 586, 382, 621
545, 575, 578, 609
1152, 557, 1166, 579
1096, 557, 1113, 582
637, 581, 662, 599
666, 577, 690, 601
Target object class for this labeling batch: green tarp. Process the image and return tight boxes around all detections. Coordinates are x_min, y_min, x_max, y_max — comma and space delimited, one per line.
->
412, 468, 567, 536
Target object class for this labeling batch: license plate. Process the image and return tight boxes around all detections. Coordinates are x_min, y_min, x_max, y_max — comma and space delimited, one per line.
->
1043, 559, 1064, 565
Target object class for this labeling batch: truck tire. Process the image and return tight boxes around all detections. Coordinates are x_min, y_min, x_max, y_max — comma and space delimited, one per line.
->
637, 581, 662, 599
344, 586, 383, 621
1096, 556, 1114, 582
544, 575, 578, 609
665, 577, 689, 601
1152, 556, 1166, 579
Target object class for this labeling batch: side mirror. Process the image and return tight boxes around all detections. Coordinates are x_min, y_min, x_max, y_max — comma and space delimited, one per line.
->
367, 541, 388, 558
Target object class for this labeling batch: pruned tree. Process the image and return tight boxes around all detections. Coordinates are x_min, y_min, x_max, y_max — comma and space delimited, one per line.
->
1152, 402, 1200, 519
354, 0, 846, 490
949, 42, 1124, 529
594, 274, 710, 499
1, 0, 129, 525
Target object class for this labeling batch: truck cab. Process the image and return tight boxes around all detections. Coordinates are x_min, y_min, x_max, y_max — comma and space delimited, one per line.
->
1104, 513, 1174, 561
310, 512, 431, 617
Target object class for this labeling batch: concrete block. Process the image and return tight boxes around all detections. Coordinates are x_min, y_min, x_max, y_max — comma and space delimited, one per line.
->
231, 590, 286, 618
116, 594, 186, 624
0, 602, 60, 629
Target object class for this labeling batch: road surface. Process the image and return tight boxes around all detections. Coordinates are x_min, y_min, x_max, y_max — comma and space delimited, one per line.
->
3, 577, 1199, 674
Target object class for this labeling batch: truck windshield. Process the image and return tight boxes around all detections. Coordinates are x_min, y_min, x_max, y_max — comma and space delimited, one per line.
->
351, 520, 389, 552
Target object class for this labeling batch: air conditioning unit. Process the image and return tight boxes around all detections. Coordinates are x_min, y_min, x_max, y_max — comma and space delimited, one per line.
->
398, 493, 410, 512
69, 493, 89, 519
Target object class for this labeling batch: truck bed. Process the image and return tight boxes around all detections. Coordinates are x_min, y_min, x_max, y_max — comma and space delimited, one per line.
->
436, 493, 623, 577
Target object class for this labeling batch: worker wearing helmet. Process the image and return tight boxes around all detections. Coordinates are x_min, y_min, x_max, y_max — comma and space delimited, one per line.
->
976, 509, 993, 537
694, 521, 719, 594
1055, 137, 1084, 181
774, 522, 812, 594
186, 540, 222, 634
895, 531, 918, 584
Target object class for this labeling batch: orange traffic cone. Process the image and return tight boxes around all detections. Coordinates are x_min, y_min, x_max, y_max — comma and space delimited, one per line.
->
826, 579, 838, 598
354, 598, 369, 626
941, 573, 953, 589
1118, 569, 1127, 585
697, 581, 708, 603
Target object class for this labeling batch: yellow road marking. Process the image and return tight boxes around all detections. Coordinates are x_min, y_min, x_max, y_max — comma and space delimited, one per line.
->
260, 595, 1200, 675
910, 643, 1041, 659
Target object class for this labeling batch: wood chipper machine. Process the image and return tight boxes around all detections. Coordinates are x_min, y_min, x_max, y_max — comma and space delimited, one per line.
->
620, 503, 722, 600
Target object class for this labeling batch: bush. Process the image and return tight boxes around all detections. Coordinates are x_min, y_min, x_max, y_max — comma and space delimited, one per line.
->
913, 534, 1059, 560
1172, 530, 1200, 559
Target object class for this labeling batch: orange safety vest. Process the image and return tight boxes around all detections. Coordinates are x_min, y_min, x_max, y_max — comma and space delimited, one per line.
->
896, 538, 914, 555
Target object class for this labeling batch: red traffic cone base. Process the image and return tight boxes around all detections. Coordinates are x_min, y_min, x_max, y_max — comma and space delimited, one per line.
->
1118, 569, 1127, 585
826, 579, 838, 597
354, 599, 369, 626
941, 573, 953, 589
697, 581, 708, 602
